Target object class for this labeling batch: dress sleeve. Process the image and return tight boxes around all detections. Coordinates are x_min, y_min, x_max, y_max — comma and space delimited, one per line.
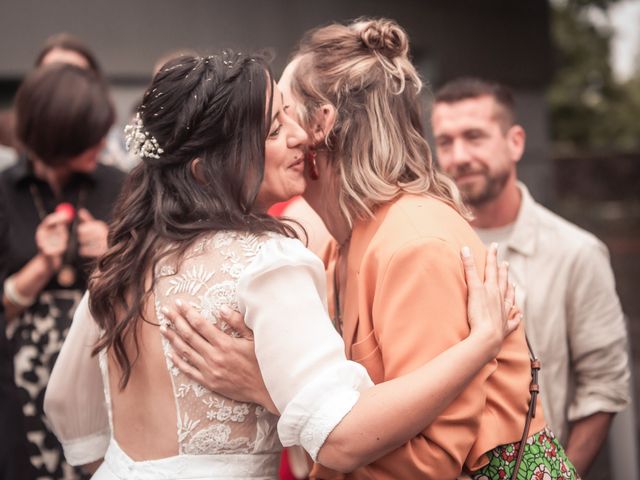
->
566, 239, 631, 421
237, 236, 373, 461
44, 291, 110, 466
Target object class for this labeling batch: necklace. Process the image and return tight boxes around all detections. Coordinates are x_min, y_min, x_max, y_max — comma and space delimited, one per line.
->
332, 262, 342, 335
29, 181, 87, 287
331, 237, 350, 335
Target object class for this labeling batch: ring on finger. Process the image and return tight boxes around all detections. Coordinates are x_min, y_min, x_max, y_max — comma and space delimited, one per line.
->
507, 305, 520, 320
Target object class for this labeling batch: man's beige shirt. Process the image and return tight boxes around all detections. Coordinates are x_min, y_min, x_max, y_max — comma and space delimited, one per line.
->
476, 183, 630, 442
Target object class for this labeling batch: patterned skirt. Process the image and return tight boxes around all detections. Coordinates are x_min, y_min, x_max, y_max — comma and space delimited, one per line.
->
471, 427, 579, 480
7, 289, 85, 480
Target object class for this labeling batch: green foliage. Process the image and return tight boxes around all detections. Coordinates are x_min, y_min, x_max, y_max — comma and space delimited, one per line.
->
548, 0, 640, 152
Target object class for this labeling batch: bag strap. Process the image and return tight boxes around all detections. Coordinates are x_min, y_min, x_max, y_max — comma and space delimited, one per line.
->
511, 334, 541, 480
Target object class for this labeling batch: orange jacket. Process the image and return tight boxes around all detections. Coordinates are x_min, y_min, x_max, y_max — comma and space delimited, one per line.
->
312, 194, 546, 480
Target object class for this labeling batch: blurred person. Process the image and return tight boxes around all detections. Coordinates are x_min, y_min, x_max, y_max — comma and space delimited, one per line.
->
0, 63, 125, 479
0, 201, 35, 480
164, 19, 579, 480
0, 33, 106, 169
35, 32, 103, 75
0, 144, 17, 172
431, 77, 630, 476
0, 110, 17, 150
0, 32, 131, 173
0, 96, 19, 172
36, 33, 131, 172
44, 52, 519, 479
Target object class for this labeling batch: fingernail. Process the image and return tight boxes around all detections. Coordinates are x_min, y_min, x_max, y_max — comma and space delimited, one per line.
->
161, 306, 169, 315
461, 246, 471, 257
503, 261, 509, 268
175, 299, 183, 307
159, 324, 167, 334
219, 305, 232, 317
490, 242, 498, 252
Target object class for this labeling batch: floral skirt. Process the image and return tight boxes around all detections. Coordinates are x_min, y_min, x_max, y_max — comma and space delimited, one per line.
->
7, 289, 85, 480
471, 427, 579, 480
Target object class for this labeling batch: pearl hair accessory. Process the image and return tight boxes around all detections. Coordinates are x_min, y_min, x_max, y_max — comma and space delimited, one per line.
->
124, 112, 164, 159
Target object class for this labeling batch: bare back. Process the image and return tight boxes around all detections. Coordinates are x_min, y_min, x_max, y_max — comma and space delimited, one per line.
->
100, 231, 281, 461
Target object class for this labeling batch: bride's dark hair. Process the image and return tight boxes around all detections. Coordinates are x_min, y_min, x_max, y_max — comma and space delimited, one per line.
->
90, 52, 297, 388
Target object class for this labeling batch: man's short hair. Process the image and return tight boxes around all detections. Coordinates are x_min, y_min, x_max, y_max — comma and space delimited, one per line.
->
434, 77, 516, 129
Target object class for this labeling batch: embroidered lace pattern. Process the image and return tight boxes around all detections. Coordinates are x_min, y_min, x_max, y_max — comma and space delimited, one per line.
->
97, 231, 281, 459
152, 231, 281, 456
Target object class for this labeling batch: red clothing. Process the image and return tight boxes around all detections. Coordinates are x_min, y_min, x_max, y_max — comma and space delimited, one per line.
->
268, 198, 297, 217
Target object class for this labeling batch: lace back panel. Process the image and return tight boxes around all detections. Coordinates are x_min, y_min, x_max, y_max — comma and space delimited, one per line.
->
153, 231, 279, 456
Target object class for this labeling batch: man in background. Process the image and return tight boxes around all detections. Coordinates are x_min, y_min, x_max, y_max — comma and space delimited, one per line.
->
430, 77, 630, 476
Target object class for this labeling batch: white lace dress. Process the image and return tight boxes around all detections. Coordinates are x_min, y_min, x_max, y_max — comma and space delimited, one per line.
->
47, 232, 372, 480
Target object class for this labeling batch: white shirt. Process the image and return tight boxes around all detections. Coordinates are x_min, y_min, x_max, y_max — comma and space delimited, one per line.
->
475, 183, 630, 442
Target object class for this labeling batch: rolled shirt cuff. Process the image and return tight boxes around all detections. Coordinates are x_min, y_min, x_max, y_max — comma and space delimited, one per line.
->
277, 361, 373, 461
61, 429, 110, 466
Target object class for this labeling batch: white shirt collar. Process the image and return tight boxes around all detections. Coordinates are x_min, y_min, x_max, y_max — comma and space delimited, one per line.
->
505, 182, 538, 257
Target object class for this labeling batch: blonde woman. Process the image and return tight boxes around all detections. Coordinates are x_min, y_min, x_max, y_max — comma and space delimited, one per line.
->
275, 18, 577, 480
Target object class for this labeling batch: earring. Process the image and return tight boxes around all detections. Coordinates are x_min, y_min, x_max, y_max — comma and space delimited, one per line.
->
306, 149, 320, 180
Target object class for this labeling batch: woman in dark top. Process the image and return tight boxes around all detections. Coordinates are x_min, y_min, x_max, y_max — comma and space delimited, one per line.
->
0, 200, 34, 480
0, 63, 124, 480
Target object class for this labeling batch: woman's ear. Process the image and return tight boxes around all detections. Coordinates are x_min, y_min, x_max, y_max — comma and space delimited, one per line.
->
190, 158, 206, 185
310, 104, 337, 145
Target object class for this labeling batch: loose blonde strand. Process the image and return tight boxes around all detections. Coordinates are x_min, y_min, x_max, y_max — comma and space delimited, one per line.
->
291, 18, 469, 224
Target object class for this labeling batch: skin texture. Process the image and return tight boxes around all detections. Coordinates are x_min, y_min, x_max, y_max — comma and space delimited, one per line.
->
255, 85, 308, 209
431, 94, 612, 476
40, 47, 91, 69
4, 37, 108, 319
76, 208, 109, 258
2, 211, 70, 319
565, 411, 614, 475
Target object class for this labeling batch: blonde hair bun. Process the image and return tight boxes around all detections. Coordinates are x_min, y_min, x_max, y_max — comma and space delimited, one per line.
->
356, 18, 409, 59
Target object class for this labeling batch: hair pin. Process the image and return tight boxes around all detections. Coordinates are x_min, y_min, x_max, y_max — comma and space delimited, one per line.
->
124, 113, 164, 159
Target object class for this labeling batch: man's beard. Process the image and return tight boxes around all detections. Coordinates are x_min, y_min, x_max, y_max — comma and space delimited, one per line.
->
454, 167, 510, 207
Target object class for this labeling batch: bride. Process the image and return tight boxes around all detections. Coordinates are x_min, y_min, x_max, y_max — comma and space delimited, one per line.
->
46, 51, 516, 479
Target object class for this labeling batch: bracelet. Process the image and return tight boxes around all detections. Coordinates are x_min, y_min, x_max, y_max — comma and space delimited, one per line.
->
3, 276, 36, 308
